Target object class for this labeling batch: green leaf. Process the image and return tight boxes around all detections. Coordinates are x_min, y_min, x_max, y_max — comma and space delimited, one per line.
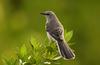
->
65, 30, 73, 42
68, 42, 75, 45
24, 63, 32, 65
20, 44, 27, 57
52, 56, 62, 60
46, 46, 54, 53
2, 57, 18, 65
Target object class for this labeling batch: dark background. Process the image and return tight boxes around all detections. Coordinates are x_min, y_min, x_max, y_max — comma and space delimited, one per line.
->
0, 0, 100, 65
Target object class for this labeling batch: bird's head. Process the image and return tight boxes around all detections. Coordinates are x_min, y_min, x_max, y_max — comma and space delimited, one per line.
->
40, 11, 56, 18
40, 11, 54, 15
40, 11, 59, 22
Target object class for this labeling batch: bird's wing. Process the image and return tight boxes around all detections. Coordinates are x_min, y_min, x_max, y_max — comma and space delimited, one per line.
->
48, 27, 64, 41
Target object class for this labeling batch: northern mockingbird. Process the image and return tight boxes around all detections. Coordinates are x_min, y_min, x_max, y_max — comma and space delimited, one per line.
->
40, 11, 75, 60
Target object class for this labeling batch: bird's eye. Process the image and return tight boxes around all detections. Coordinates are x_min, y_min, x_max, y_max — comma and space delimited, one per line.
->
46, 13, 50, 15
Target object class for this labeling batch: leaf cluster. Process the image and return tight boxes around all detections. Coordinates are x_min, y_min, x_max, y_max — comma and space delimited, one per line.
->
2, 30, 74, 65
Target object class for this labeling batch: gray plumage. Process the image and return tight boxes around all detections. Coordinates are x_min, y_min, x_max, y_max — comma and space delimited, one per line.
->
40, 11, 75, 60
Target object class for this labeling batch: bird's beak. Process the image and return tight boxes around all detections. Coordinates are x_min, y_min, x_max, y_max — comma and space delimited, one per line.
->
40, 12, 47, 15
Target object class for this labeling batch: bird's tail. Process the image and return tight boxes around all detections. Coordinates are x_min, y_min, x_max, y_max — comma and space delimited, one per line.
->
57, 40, 75, 60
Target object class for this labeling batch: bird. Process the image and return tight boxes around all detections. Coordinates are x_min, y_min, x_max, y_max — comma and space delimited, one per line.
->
40, 11, 75, 60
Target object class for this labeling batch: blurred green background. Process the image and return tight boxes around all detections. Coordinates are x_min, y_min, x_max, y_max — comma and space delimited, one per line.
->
0, 0, 100, 65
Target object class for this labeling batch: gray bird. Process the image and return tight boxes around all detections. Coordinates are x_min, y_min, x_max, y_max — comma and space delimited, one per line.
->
40, 11, 75, 60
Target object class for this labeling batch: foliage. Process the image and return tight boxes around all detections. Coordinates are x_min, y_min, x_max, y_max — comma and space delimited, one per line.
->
2, 30, 74, 65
